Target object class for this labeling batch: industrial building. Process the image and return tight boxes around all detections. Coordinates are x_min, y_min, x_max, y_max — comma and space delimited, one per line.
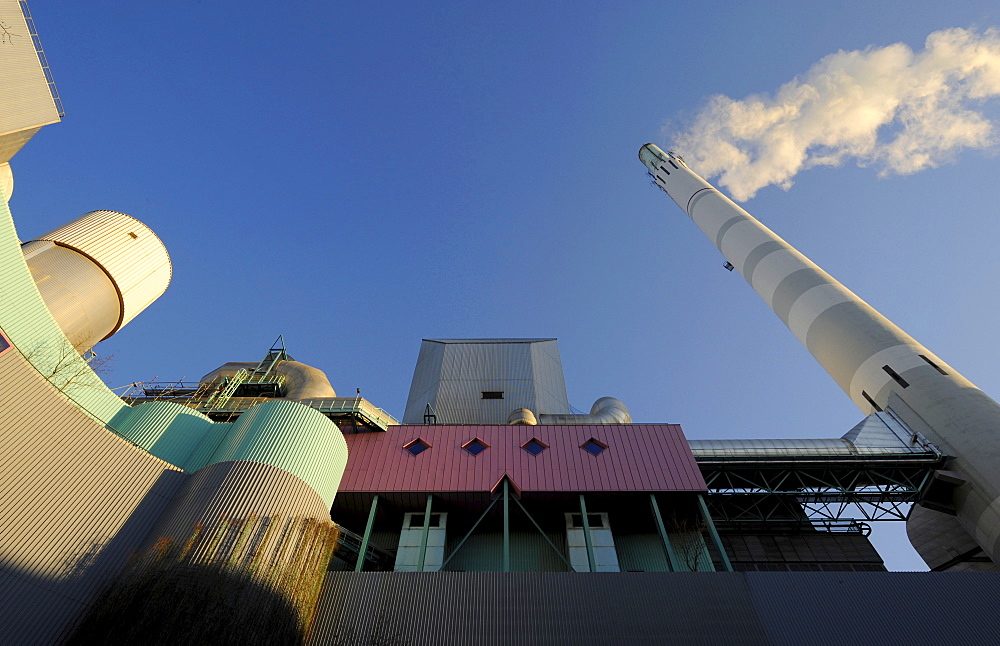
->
3, 2, 1000, 643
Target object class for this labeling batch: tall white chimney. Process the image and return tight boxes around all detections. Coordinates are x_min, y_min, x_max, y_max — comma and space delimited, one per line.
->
640, 142, 1000, 569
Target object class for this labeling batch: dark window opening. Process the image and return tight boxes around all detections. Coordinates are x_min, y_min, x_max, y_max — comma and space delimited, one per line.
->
581, 438, 607, 456
408, 513, 442, 528
920, 354, 949, 375
669, 160, 679, 169
521, 438, 548, 456
127, 231, 138, 239
481, 391, 504, 400
882, 365, 910, 388
659, 165, 671, 175
462, 438, 489, 456
861, 390, 883, 412
404, 438, 430, 456
569, 513, 605, 529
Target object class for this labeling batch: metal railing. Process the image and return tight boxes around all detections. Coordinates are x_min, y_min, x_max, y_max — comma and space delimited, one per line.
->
18, 2, 64, 117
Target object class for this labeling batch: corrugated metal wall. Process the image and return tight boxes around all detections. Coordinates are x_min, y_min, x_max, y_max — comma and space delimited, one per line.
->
22, 240, 121, 351
140, 460, 330, 556
403, 339, 570, 424
0, 0, 60, 163
340, 424, 705, 493
309, 572, 1000, 645
0, 347, 188, 644
309, 572, 770, 645
0, 177, 347, 641
205, 399, 349, 506
33, 210, 172, 334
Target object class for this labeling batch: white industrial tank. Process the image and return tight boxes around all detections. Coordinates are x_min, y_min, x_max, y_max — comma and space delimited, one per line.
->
22, 210, 172, 352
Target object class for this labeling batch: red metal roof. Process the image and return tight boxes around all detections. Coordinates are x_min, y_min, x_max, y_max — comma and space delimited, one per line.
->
339, 424, 705, 493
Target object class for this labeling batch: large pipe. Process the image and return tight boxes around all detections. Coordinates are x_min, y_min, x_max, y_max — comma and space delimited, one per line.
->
537, 397, 632, 425
639, 143, 1000, 568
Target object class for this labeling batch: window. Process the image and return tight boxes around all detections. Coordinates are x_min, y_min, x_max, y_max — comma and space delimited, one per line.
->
481, 391, 504, 399
581, 438, 607, 456
568, 513, 605, 528
861, 390, 883, 412
521, 438, 548, 456
882, 365, 909, 388
403, 438, 430, 456
408, 513, 442, 528
462, 438, 489, 456
920, 354, 949, 375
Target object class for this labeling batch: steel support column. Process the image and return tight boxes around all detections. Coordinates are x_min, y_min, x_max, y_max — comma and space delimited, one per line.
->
417, 494, 433, 572
355, 494, 379, 572
579, 494, 596, 572
503, 479, 511, 572
698, 494, 732, 572
649, 493, 679, 572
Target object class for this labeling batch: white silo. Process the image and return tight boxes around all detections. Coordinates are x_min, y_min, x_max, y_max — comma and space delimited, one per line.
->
22, 210, 172, 352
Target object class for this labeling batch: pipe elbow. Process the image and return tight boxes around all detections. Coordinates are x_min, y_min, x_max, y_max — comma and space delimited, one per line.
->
507, 408, 538, 425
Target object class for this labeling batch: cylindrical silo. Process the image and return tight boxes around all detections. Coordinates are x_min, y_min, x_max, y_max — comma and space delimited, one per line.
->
639, 142, 1000, 569
22, 210, 171, 352
0, 162, 12, 200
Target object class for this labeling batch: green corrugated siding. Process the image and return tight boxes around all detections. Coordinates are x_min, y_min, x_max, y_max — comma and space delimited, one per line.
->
0, 190, 349, 508
109, 401, 218, 466
614, 533, 672, 572
443, 532, 570, 572
670, 530, 716, 572
0, 185, 126, 422
206, 399, 349, 507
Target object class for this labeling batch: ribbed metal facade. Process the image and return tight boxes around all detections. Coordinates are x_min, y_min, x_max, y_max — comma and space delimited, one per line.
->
205, 399, 349, 506
309, 571, 1000, 645
0, 0, 61, 164
339, 424, 705, 493
0, 182, 348, 641
0, 346, 188, 644
21, 240, 121, 351
403, 339, 571, 424
32, 210, 172, 337
141, 460, 330, 554
110, 399, 218, 465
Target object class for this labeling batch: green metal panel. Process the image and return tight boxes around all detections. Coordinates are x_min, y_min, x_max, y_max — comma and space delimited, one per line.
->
502, 479, 510, 572
578, 495, 596, 572
417, 494, 433, 572
669, 530, 715, 572
698, 494, 733, 572
368, 530, 400, 553
204, 399, 349, 507
356, 495, 380, 572
444, 532, 570, 572
649, 493, 680, 572
510, 532, 571, 572
443, 533, 503, 572
0, 186, 127, 423
614, 533, 672, 572
0, 189, 350, 510
109, 400, 218, 466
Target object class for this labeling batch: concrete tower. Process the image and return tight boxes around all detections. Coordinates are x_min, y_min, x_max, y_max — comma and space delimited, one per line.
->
640, 142, 1000, 570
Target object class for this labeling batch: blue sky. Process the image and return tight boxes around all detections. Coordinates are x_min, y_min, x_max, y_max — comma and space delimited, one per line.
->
12, 1, 1000, 570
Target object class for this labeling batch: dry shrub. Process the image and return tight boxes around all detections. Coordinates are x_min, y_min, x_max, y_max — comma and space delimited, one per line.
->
69, 516, 340, 646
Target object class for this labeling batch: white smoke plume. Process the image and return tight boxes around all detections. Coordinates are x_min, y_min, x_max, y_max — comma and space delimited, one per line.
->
670, 28, 1000, 201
